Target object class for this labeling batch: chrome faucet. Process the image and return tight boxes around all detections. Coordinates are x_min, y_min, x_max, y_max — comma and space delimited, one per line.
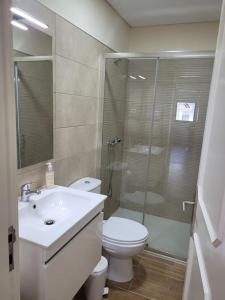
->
20, 182, 41, 202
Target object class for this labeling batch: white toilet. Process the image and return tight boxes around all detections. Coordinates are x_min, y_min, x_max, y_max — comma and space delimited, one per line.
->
69, 177, 149, 283
102, 216, 148, 282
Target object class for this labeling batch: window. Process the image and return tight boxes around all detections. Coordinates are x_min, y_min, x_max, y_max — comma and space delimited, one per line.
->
176, 102, 196, 122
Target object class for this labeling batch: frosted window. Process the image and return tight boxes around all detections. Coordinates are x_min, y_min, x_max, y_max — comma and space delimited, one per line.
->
176, 102, 196, 122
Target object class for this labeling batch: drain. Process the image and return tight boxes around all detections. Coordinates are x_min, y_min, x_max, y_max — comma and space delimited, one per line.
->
44, 219, 55, 225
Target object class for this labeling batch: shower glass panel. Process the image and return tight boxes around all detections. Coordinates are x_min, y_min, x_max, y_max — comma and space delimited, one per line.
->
120, 59, 158, 222
101, 54, 214, 260
143, 58, 214, 259
101, 58, 129, 219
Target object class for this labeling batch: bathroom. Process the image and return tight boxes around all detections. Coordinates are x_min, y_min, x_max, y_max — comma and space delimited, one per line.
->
1, 0, 225, 299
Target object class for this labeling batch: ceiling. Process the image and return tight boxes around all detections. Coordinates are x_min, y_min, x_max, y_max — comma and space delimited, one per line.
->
107, 0, 222, 27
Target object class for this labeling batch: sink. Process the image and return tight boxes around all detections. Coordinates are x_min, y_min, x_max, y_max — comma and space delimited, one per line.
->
19, 186, 106, 299
19, 186, 106, 247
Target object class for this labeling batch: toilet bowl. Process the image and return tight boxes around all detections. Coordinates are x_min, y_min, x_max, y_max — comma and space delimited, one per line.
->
102, 217, 148, 282
69, 178, 149, 283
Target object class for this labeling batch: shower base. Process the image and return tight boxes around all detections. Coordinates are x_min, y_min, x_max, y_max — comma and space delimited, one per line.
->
113, 207, 191, 260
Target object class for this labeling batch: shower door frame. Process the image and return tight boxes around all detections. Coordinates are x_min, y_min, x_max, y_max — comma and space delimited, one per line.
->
100, 51, 215, 259
104, 51, 214, 59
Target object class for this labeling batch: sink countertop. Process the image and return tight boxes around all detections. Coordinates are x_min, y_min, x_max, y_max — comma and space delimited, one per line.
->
18, 185, 106, 248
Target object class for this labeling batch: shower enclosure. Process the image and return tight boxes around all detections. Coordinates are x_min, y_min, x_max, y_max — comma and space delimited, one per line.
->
100, 52, 214, 260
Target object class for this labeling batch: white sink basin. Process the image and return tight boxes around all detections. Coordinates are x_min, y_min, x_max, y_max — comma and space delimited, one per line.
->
19, 186, 106, 247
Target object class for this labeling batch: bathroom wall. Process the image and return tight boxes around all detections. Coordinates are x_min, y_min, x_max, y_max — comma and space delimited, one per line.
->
37, 0, 130, 52
16, 0, 111, 192
129, 22, 219, 52
54, 15, 111, 186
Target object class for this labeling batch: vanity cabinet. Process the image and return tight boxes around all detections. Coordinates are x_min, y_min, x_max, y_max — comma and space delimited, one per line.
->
20, 213, 103, 300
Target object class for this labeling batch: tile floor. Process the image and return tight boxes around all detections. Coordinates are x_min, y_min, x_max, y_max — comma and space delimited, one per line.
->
113, 207, 191, 259
75, 251, 186, 300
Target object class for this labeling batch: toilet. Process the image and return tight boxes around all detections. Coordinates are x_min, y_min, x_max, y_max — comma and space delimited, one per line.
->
102, 216, 148, 282
69, 177, 149, 283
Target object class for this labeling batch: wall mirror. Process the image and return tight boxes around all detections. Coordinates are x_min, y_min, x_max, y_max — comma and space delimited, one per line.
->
12, 10, 53, 169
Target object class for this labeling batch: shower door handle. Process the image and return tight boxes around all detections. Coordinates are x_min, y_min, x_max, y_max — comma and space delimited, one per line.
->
182, 201, 195, 212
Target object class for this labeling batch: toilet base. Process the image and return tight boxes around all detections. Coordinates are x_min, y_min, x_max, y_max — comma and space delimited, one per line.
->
107, 256, 133, 283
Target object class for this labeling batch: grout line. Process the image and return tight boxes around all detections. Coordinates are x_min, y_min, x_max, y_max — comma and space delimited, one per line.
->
55, 53, 100, 72
109, 284, 155, 300
55, 123, 97, 129
55, 91, 98, 99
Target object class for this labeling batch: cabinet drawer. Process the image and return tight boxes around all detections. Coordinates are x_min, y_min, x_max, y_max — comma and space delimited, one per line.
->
42, 213, 103, 300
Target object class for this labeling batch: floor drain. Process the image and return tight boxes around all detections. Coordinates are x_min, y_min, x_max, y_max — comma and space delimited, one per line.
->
44, 219, 55, 225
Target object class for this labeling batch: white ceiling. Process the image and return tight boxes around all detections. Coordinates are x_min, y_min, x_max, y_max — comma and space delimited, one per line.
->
107, 0, 222, 27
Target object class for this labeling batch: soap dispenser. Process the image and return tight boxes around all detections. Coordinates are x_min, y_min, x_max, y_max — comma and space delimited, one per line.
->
45, 161, 54, 187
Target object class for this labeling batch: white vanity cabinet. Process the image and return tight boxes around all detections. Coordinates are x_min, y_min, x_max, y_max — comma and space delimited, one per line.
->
20, 213, 103, 300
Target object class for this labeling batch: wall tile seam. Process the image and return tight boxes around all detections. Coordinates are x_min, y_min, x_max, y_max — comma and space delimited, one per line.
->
103, 97, 127, 102
55, 53, 103, 72
54, 15, 117, 52
55, 153, 97, 164
55, 91, 98, 100
55, 123, 98, 129
55, 151, 98, 162
55, 124, 97, 130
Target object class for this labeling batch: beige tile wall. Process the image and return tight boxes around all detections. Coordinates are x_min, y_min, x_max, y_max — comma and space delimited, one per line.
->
54, 15, 110, 186
17, 12, 111, 192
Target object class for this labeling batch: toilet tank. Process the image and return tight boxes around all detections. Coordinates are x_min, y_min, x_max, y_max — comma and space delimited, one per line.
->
69, 177, 101, 194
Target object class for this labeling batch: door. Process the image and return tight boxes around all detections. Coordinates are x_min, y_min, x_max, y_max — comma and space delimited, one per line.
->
183, 1, 225, 299
0, 0, 20, 299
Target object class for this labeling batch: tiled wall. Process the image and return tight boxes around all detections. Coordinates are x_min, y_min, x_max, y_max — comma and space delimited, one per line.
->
17, 12, 111, 192
54, 15, 110, 186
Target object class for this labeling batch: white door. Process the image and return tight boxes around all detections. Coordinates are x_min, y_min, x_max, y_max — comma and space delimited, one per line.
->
183, 1, 225, 299
0, 0, 20, 299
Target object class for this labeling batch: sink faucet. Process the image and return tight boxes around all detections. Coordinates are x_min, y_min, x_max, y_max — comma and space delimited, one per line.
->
20, 183, 41, 202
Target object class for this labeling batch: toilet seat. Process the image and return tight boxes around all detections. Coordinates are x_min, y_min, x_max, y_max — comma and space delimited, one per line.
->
103, 217, 148, 244
102, 236, 147, 246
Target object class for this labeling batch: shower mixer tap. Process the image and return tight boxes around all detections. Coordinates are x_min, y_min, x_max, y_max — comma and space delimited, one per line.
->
107, 137, 122, 146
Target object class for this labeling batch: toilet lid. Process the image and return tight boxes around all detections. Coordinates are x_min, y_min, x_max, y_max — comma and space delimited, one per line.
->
103, 217, 148, 243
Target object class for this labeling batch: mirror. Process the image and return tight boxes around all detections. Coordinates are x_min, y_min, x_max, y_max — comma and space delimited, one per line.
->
12, 18, 53, 169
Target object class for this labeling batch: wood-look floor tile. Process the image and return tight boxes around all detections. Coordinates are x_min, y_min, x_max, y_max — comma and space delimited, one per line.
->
107, 279, 132, 291
108, 286, 152, 300
128, 253, 185, 300
74, 252, 186, 300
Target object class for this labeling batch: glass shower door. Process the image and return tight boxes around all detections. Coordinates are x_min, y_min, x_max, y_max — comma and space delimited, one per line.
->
101, 54, 214, 261
101, 57, 129, 219
118, 59, 158, 223
101, 58, 158, 220
144, 58, 214, 259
